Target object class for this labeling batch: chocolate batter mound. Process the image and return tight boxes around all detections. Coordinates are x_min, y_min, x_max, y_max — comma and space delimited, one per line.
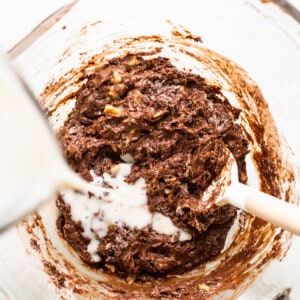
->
56, 55, 249, 279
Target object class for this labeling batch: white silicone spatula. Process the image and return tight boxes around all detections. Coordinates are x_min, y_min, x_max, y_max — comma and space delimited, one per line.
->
216, 151, 300, 235
0, 53, 89, 233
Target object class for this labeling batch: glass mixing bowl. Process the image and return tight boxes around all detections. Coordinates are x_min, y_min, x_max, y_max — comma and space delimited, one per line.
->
1, 0, 300, 299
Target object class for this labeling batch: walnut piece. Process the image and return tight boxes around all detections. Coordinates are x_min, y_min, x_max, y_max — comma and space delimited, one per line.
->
104, 104, 124, 117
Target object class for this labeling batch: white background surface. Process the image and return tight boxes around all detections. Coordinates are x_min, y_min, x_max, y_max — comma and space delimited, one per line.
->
0, 0, 70, 51
0, 0, 299, 51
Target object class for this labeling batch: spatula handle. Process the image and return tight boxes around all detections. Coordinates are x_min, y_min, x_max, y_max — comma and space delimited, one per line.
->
224, 182, 300, 236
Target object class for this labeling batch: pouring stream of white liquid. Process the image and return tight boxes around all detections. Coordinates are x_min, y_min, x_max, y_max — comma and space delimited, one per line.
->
0, 53, 88, 232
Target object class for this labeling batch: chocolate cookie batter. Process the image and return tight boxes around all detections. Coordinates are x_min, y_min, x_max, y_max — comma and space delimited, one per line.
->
56, 55, 249, 279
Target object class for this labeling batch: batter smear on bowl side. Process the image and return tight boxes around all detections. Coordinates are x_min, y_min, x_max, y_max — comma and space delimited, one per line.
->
56, 55, 249, 279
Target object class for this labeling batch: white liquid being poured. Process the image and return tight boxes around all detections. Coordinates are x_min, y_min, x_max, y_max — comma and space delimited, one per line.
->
0, 53, 80, 231
62, 163, 191, 262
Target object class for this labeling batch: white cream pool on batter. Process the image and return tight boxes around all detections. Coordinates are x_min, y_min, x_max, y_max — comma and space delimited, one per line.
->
61, 163, 191, 262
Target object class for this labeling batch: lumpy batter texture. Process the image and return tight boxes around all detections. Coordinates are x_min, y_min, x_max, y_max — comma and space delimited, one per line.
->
56, 55, 249, 279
